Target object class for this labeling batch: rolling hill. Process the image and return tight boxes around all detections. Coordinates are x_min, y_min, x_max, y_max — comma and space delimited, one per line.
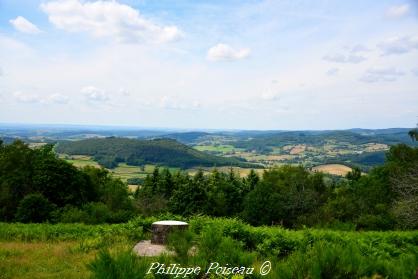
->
55, 137, 256, 169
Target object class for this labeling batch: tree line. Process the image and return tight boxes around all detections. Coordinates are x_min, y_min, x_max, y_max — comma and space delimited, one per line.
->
135, 141, 417, 230
0, 138, 417, 230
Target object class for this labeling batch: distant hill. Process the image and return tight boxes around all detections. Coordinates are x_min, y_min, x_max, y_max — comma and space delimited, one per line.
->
55, 137, 255, 169
232, 129, 415, 151
157, 132, 211, 144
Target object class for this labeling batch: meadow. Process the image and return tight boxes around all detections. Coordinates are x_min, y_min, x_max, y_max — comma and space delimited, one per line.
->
60, 154, 264, 182
1, 216, 417, 278
311, 164, 353, 176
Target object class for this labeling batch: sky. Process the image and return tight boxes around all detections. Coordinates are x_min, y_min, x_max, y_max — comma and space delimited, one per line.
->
0, 0, 417, 130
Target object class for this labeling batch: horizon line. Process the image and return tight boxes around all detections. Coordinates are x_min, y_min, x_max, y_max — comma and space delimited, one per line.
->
0, 121, 414, 132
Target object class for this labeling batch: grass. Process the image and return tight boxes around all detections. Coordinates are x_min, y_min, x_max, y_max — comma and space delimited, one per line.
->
0, 219, 150, 278
111, 164, 181, 182
0, 241, 95, 279
110, 163, 146, 182
312, 164, 353, 176
194, 144, 238, 153
61, 152, 262, 181
0, 217, 417, 278
60, 154, 101, 168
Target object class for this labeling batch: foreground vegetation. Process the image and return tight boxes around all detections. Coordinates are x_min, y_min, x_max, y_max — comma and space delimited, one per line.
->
0, 216, 417, 278
1, 138, 418, 230
1, 131, 417, 277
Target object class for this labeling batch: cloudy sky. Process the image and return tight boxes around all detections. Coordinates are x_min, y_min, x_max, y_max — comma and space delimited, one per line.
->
0, 0, 417, 130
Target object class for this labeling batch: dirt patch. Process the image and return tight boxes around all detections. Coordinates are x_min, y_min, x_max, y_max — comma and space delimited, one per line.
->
290, 145, 306, 155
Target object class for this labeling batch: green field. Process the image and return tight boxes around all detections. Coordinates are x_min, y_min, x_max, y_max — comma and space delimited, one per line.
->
194, 144, 239, 153
0, 217, 417, 278
61, 154, 263, 181
59, 154, 101, 168
61, 155, 155, 182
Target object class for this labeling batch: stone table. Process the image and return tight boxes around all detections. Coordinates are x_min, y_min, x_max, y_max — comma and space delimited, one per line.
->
151, 220, 188, 245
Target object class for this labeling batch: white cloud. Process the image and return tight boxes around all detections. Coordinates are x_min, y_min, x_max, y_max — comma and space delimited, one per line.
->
0, 66, 3, 76
41, 0, 182, 43
158, 96, 201, 110
386, 4, 409, 18
192, 100, 201, 109
412, 68, 418, 76
360, 67, 405, 83
13, 91, 70, 104
9, 16, 41, 34
323, 53, 366, 64
261, 92, 279, 100
13, 91, 41, 103
81, 86, 109, 102
118, 88, 130, 96
159, 96, 185, 110
46, 93, 69, 104
323, 45, 369, 64
378, 35, 418, 55
207, 43, 250, 61
326, 68, 339, 76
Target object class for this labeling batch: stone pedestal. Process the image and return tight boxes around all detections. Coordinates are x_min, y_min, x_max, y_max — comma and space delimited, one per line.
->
151, 220, 188, 245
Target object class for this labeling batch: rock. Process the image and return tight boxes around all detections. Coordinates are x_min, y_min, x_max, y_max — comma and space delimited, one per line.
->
133, 240, 175, 257
151, 220, 188, 245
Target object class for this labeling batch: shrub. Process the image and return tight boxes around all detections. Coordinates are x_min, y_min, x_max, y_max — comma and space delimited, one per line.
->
275, 241, 417, 279
167, 229, 195, 264
15, 193, 56, 223
88, 250, 155, 279
82, 202, 112, 224
59, 205, 90, 223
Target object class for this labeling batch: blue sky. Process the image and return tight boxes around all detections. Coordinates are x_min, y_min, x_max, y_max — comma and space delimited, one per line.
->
0, 0, 417, 130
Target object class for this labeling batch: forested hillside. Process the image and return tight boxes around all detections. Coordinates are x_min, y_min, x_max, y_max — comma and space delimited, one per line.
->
231, 130, 414, 152
55, 137, 255, 168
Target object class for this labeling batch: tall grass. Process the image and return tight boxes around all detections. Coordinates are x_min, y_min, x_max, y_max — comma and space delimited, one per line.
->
1, 216, 417, 278
89, 217, 418, 279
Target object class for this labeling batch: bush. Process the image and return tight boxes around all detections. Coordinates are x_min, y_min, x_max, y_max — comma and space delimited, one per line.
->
167, 229, 195, 264
88, 250, 157, 279
126, 177, 144, 185
82, 202, 112, 224
59, 205, 90, 223
15, 193, 56, 223
275, 241, 417, 279
58, 202, 127, 224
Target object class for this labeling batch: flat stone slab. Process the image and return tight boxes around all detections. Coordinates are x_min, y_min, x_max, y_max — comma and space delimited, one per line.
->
153, 220, 188, 225
133, 240, 175, 257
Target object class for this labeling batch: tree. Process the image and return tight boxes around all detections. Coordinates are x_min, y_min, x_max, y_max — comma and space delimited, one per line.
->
408, 126, 417, 141
243, 169, 260, 192
0, 140, 118, 222
15, 193, 56, 223
82, 166, 131, 211
346, 167, 361, 181
205, 169, 228, 216
157, 168, 175, 198
169, 170, 208, 216
390, 167, 418, 229
31, 145, 96, 207
386, 144, 418, 229
0, 140, 35, 221
243, 166, 326, 227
